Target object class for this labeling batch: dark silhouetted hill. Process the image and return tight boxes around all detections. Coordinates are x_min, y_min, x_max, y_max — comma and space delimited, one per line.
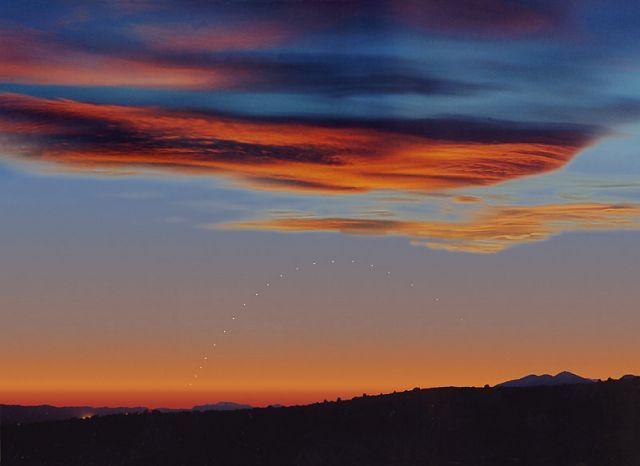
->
3, 376, 640, 466
497, 371, 596, 388
0, 405, 148, 424
1, 401, 253, 424
192, 401, 252, 411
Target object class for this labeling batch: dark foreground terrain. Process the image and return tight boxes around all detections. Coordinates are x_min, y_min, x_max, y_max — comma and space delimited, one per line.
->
3, 378, 639, 466
0, 401, 252, 425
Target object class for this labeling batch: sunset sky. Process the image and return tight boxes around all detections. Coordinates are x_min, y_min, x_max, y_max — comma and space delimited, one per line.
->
1, 0, 640, 408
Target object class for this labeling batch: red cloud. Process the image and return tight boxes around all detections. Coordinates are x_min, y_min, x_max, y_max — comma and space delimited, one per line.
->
0, 93, 598, 194
0, 23, 277, 89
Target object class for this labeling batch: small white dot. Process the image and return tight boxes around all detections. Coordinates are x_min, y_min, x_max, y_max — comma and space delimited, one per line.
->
243, 303, 247, 307
312, 261, 317, 265
351, 259, 356, 263
223, 330, 228, 334
331, 259, 335, 264
386, 271, 391, 275
255, 292, 259, 296
295, 266, 300, 271
410, 283, 414, 287
280, 274, 284, 278
204, 357, 208, 360
370, 264, 374, 268
266, 283, 270, 287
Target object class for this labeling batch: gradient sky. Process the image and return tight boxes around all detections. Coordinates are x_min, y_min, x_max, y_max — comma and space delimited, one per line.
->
1, 0, 640, 408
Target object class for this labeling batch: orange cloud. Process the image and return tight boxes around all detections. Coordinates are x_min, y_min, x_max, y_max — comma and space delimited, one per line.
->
217, 203, 640, 253
0, 24, 269, 89
0, 93, 599, 194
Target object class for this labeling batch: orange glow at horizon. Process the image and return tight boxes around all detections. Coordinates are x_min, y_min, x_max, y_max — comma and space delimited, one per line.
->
3, 352, 639, 409
2, 319, 639, 409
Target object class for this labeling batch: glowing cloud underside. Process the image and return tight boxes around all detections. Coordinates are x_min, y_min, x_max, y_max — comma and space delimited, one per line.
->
0, 93, 599, 194
218, 203, 640, 253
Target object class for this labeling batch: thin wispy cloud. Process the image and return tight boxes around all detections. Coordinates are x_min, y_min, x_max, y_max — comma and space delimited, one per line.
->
217, 203, 640, 253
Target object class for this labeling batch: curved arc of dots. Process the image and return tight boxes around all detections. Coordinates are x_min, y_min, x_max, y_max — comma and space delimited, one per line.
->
186, 258, 441, 387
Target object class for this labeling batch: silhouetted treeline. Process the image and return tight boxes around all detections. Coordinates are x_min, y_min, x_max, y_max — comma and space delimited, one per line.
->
3, 378, 640, 466
1, 401, 252, 425
0, 405, 148, 424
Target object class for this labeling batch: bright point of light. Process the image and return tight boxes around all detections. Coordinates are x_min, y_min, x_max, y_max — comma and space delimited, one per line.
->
184, 255, 432, 388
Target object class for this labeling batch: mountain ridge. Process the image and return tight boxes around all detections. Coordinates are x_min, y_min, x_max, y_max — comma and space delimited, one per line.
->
4, 372, 637, 424
4, 376, 640, 466
497, 371, 596, 388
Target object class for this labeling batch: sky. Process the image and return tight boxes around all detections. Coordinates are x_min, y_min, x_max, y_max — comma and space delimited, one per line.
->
1, 0, 640, 408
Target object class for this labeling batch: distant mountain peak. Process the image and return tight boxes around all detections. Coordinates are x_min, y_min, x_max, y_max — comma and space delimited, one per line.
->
192, 401, 252, 411
497, 371, 595, 388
